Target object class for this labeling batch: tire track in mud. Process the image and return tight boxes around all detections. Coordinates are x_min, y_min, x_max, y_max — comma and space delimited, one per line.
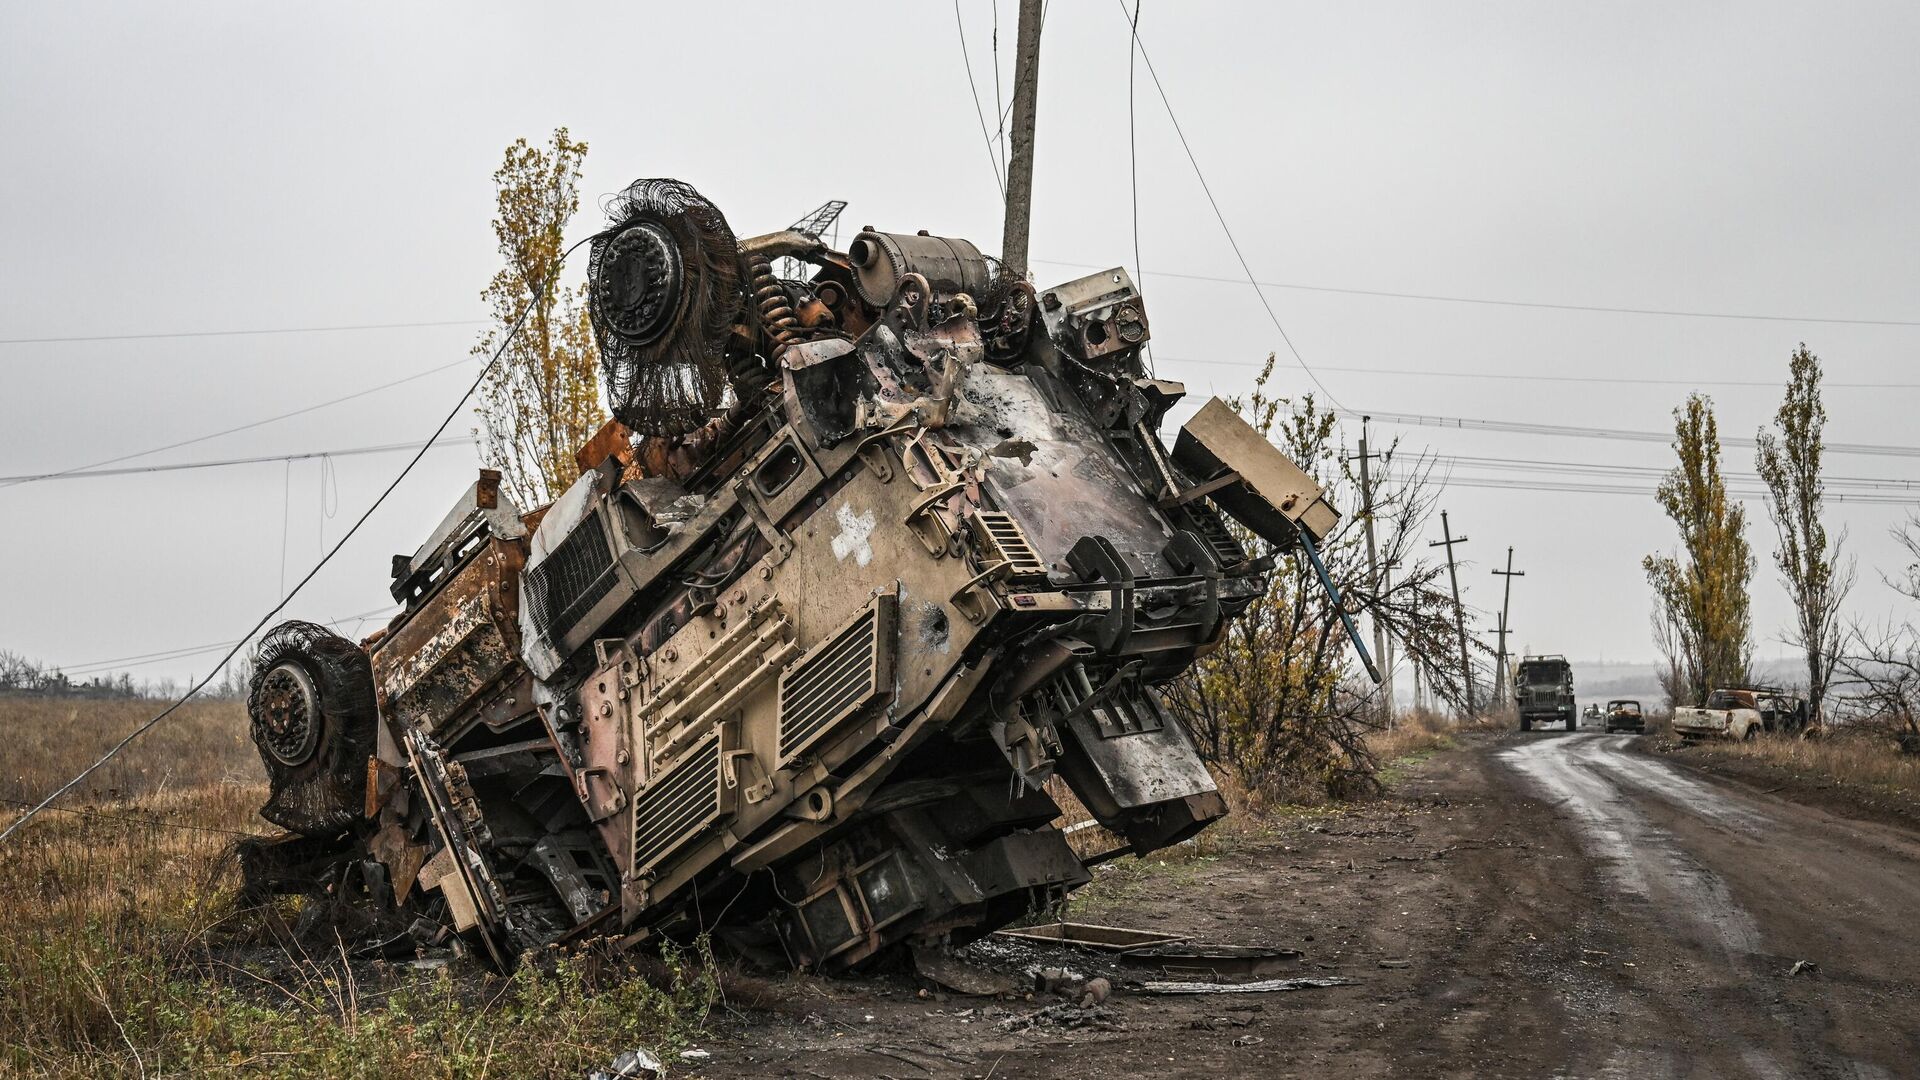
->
1501, 735, 1762, 958
1496, 733, 1917, 1080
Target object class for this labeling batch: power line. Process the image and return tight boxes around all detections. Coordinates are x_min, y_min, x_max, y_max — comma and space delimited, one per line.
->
0, 353, 480, 489
1349, 408, 1920, 460
0, 436, 477, 484
0, 233, 586, 847
1034, 257, 1920, 328
1118, 2, 1346, 410
10, 244, 1917, 356
0, 318, 485, 347
1153, 354, 1920, 391
953, 0, 1008, 201
56, 605, 398, 677
1438, 473, 1918, 506
1435, 451, 1920, 491
1126, 0, 1151, 374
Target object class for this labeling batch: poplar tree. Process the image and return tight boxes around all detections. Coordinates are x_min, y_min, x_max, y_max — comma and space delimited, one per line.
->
473, 128, 606, 509
1644, 394, 1754, 707
1756, 345, 1853, 724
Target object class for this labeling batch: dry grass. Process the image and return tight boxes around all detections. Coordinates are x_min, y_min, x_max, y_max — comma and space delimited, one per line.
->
1683, 726, 1920, 797
0, 697, 712, 1077
1368, 711, 1460, 765
0, 696, 261, 805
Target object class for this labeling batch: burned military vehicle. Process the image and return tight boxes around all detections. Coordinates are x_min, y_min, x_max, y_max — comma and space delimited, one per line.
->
241, 179, 1358, 970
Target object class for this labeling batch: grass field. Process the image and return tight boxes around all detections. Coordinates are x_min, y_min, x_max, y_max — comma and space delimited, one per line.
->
1677, 724, 1920, 805
0, 697, 713, 1078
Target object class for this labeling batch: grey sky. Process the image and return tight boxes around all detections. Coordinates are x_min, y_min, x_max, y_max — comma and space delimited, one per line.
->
3, 1, 1917, 689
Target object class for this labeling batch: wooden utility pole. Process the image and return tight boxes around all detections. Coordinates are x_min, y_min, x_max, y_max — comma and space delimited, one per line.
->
1429, 511, 1474, 716
1000, 0, 1044, 277
1491, 547, 1524, 708
1355, 418, 1392, 725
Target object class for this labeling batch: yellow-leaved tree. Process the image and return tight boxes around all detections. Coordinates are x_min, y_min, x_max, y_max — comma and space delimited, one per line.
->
1645, 393, 1754, 708
474, 128, 606, 509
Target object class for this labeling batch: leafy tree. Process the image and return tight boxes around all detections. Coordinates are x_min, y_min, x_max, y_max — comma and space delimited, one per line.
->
1644, 393, 1754, 707
1755, 344, 1853, 724
1164, 355, 1482, 799
474, 128, 607, 509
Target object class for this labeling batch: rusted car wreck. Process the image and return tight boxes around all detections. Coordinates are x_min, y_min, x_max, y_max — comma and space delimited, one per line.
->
240, 179, 1348, 971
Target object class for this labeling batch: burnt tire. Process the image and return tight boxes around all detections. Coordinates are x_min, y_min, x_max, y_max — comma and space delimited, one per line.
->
248, 621, 379, 838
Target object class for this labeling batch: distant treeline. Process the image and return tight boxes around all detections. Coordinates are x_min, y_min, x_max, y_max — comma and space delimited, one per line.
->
0, 650, 246, 700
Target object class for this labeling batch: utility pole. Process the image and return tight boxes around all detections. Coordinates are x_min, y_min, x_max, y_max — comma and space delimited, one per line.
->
1383, 557, 1402, 722
1490, 547, 1524, 709
1354, 418, 1392, 726
1000, 0, 1045, 277
1429, 511, 1474, 717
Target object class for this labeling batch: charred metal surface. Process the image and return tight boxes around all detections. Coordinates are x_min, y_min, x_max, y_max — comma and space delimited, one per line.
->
242, 179, 1343, 973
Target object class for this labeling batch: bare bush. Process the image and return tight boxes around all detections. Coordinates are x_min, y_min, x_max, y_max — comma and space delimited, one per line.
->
1165, 357, 1487, 801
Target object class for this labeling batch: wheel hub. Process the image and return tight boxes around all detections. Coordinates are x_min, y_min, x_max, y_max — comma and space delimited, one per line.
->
255, 662, 321, 767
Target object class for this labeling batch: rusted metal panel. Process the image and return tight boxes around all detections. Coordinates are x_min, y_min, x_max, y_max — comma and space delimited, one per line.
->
1173, 396, 1340, 544
372, 536, 528, 737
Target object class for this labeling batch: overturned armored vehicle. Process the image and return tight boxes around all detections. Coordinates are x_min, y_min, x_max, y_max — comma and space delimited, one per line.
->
242, 180, 1350, 970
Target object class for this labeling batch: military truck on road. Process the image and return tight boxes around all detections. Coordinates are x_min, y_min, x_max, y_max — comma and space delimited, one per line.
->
1515, 655, 1576, 731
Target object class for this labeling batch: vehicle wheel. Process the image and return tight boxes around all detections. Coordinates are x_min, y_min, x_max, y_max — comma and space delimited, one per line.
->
248, 620, 379, 837
1566, 714, 1577, 732
1743, 724, 1759, 742
1520, 716, 1531, 732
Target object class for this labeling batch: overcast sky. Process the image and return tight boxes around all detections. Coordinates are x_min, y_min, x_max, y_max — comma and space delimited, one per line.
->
3, 1, 1918, 693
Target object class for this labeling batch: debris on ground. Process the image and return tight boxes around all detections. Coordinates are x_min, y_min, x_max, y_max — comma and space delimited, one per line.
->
588, 1048, 664, 1080
1138, 976, 1356, 995
911, 945, 1016, 997
1001, 1002, 1127, 1033
1078, 976, 1112, 1006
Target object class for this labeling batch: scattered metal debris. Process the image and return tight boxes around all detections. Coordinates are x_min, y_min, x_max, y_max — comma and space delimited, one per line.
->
994, 921, 1303, 979
911, 944, 1016, 997
1117, 943, 1305, 980
1001, 1002, 1125, 1032
1787, 959, 1819, 978
237, 179, 1349, 972
588, 1048, 664, 1080
993, 921, 1190, 952
1138, 976, 1356, 995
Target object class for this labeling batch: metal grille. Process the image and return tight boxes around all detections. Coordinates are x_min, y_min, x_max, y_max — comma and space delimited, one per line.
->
778, 601, 889, 764
1190, 501, 1247, 566
631, 735, 723, 877
524, 511, 615, 642
971, 511, 1047, 577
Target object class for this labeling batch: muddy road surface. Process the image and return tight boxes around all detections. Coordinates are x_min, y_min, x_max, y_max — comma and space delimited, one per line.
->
688, 733, 1920, 1078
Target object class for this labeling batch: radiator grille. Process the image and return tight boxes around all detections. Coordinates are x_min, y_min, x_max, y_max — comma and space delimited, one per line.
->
631, 736, 723, 877
524, 511, 615, 643
777, 600, 891, 764
971, 511, 1048, 577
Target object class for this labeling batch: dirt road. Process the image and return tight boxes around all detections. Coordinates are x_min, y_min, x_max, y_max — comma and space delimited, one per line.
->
692, 733, 1920, 1078
1498, 733, 1920, 1078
